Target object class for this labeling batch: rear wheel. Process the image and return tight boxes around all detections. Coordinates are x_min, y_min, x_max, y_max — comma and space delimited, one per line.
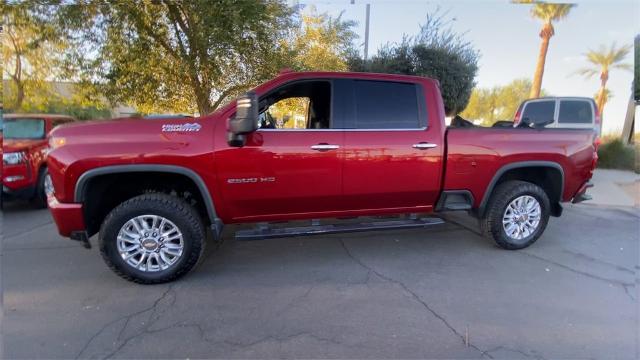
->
480, 180, 550, 250
99, 193, 206, 284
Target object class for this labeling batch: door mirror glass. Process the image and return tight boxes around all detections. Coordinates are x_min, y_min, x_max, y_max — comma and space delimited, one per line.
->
228, 91, 259, 147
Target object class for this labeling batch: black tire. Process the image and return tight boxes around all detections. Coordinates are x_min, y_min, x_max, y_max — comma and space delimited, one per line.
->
99, 193, 206, 284
32, 167, 49, 208
480, 180, 550, 250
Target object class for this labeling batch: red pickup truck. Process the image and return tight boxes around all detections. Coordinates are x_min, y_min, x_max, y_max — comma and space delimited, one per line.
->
2, 114, 76, 207
46, 71, 597, 284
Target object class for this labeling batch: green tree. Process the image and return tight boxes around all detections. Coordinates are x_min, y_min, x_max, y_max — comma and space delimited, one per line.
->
2, 2, 63, 110
350, 9, 479, 115
289, 7, 357, 71
529, 3, 575, 98
60, 0, 294, 115
576, 42, 632, 117
461, 78, 541, 125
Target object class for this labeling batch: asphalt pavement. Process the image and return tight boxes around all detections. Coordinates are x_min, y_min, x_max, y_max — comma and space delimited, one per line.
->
1, 197, 638, 359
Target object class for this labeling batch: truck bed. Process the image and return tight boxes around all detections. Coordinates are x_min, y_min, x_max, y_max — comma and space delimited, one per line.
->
444, 127, 597, 208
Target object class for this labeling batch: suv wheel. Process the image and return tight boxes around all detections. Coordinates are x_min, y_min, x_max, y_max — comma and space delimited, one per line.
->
99, 193, 206, 284
480, 180, 550, 250
33, 167, 52, 208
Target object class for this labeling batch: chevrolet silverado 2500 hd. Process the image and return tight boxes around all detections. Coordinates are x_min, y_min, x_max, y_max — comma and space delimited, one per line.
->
46, 71, 597, 283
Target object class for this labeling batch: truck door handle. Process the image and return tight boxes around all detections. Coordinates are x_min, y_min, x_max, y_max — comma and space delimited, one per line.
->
412, 142, 438, 150
311, 144, 340, 151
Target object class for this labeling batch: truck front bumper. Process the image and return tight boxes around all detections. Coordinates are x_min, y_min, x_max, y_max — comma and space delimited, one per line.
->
2, 184, 37, 200
48, 196, 87, 238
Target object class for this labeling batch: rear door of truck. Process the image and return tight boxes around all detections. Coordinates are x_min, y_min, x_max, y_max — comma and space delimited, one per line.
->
336, 78, 445, 213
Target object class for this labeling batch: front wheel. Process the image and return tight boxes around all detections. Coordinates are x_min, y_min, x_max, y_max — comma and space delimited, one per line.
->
99, 193, 207, 284
33, 167, 53, 208
480, 180, 550, 250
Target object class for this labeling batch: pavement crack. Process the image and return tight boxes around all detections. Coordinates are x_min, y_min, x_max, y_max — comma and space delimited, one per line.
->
561, 249, 635, 275
4, 221, 54, 240
483, 345, 546, 359
75, 284, 175, 359
338, 238, 493, 359
223, 331, 347, 350
520, 252, 634, 288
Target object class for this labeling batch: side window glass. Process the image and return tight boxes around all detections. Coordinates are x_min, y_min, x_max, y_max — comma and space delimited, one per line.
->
353, 81, 421, 129
558, 100, 593, 124
522, 101, 555, 126
260, 97, 310, 129
258, 81, 331, 130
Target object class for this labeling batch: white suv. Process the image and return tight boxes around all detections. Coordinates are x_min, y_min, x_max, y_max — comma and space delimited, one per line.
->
514, 97, 600, 133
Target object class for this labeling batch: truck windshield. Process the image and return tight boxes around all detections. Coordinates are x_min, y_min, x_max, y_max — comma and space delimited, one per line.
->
4, 119, 46, 139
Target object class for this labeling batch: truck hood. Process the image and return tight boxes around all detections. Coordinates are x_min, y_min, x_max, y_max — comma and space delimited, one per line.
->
3, 138, 46, 152
48, 117, 209, 150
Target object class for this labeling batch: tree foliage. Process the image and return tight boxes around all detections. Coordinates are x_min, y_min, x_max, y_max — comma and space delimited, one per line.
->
289, 7, 357, 72
528, 2, 575, 98
59, 0, 295, 115
461, 78, 542, 126
349, 9, 479, 115
57, 1, 357, 115
2, 2, 63, 111
576, 42, 631, 115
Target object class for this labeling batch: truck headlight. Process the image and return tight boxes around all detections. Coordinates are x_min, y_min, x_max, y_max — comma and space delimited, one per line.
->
49, 137, 66, 149
3, 152, 25, 165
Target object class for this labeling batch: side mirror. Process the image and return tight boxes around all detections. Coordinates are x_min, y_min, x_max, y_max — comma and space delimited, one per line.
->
228, 91, 259, 147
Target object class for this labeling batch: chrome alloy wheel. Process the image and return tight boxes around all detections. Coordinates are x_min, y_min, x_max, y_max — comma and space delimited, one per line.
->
502, 195, 541, 241
116, 215, 184, 272
44, 174, 54, 197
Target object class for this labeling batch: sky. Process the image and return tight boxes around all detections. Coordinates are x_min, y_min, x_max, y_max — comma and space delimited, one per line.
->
296, 0, 639, 134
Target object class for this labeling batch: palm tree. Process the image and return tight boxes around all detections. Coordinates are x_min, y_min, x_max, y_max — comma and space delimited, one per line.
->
594, 89, 612, 113
529, 3, 575, 98
577, 43, 632, 116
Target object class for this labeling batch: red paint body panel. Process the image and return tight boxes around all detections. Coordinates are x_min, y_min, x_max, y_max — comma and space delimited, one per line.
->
47, 196, 86, 237
44, 71, 596, 238
444, 128, 596, 205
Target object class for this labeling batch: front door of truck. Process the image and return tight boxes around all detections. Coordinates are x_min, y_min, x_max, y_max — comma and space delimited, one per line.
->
339, 79, 444, 213
216, 80, 344, 221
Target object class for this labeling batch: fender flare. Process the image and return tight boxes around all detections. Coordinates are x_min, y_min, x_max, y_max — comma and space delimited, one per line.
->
478, 161, 565, 216
74, 164, 220, 225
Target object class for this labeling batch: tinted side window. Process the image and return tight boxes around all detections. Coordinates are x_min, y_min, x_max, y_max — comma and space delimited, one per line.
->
522, 101, 555, 126
353, 81, 420, 129
558, 100, 593, 124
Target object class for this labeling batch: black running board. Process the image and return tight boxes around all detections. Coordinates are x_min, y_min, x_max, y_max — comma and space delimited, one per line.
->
235, 217, 445, 241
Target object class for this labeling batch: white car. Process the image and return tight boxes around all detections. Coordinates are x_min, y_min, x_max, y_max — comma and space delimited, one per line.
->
513, 97, 600, 133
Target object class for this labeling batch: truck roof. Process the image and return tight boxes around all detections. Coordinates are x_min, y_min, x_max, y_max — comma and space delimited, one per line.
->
4, 113, 77, 120
272, 71, 438, 84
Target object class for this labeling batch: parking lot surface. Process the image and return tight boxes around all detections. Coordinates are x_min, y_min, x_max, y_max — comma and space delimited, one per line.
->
2, 201, 638, 359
